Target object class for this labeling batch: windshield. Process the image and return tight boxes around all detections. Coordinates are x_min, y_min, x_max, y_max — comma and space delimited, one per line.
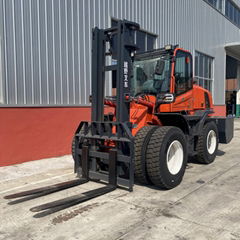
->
131, 56, 171, 96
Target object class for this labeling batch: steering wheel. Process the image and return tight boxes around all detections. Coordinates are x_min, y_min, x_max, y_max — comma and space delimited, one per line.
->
135, 92, 147, 98
153, 78, 164, 90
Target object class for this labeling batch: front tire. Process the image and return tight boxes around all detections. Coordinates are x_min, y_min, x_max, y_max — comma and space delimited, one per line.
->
146, 126, 187, 189
134, 126, 158, 185
196, 121, 219, 164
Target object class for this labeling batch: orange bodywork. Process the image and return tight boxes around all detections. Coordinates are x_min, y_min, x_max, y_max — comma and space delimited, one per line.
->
105, 47, 214, 136
159, 84, 213, 114
159, 48, 213, 114
130, 95, 161, 135
128, 84, 213, 136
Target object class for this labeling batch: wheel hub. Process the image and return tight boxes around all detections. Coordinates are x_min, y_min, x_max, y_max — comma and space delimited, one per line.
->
207, 130, 217, 154
166, 140, 184, 175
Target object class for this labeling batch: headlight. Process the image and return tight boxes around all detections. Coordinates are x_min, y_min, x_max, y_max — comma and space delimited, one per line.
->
165, 45, 173, 51
163, 93, 175, 102
157, 93, 175, 103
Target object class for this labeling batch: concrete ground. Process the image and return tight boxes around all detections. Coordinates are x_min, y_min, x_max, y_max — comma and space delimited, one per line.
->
1, 120, 240, 240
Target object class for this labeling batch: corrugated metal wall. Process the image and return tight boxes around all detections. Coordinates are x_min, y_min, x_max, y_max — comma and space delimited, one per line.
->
1, 0, 97, 105
1, 0, 240, 106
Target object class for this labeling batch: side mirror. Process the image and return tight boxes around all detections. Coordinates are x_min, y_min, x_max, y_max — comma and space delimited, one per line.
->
155, 59, 165, 75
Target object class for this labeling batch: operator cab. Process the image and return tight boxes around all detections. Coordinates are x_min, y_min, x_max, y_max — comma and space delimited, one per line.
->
132, 45, 193, 106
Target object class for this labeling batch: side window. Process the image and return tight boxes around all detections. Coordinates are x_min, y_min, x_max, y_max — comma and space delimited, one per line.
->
174, 51, 193, 95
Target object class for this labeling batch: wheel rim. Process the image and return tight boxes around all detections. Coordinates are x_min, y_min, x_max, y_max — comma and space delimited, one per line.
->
166, 140, 184, 175
207, 130, 217, 154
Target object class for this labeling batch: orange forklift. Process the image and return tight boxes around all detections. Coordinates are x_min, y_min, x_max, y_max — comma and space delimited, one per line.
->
5, 20, 234, 214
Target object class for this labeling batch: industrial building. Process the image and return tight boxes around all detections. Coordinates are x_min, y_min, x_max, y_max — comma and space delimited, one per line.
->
1, 0, 240, 166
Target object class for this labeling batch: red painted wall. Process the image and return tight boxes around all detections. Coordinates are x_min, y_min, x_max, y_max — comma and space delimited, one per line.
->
0, 107, 91, 166
0, 105, 226, 167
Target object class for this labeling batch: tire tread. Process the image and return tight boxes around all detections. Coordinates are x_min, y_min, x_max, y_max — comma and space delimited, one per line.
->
196, 121, 218, 164
134, 126, 158, 184
146, 126, 175, 189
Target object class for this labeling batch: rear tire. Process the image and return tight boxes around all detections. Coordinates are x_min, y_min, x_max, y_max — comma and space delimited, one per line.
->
146, 126, 187, 189
134, 126, 158, 184
196, 121, 219, 164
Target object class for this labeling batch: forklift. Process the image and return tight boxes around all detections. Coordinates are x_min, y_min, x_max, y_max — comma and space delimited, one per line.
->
4, 20, 234, 214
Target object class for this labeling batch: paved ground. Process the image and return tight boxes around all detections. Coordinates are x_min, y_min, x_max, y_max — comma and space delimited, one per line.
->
1, 120, 240, 240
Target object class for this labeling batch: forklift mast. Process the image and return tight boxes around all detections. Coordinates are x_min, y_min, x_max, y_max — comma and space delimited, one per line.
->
70, 20, 141, 192
91, 20, 139, 123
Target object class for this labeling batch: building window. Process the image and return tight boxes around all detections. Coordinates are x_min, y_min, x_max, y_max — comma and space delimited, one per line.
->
136, 31, 146, 53
110, 18, 157, 90
195, 51, 214, 92
147, 35, 156, 51
206, 0, 223, 12
205, 0, 240, 28
136, 31, 157, 53
225, 0, 240, 27
111, 18, 157, 55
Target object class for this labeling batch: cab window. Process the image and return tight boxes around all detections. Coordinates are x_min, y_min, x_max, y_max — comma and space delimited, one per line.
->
174, 50, 193, 95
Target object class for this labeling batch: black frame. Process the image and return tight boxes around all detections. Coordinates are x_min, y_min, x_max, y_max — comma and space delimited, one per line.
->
79, 20, 140, 191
